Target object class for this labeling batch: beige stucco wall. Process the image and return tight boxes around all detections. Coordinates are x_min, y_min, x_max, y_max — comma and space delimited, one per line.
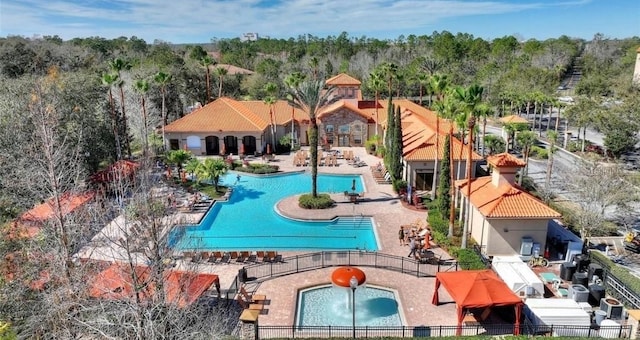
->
165, 132, 265, 154
469, 213, 548, 256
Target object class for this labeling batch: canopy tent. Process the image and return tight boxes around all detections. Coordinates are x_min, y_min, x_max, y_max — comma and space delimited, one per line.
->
432, 270, 523, 336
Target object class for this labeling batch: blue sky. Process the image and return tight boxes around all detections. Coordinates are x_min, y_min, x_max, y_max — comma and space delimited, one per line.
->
1, 0, 638, 43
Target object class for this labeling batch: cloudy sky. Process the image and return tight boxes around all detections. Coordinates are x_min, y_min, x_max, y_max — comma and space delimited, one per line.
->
1, 0, 638, 43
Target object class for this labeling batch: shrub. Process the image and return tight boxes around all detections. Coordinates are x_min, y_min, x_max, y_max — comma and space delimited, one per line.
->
450, 247, 487, 270
392, 179, 407, 194
298, 193, 334, 209
530, 145, 548, 159
233, 163, 279, 174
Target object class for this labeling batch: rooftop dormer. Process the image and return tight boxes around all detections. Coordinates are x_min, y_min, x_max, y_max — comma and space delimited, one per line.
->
486, 153, 526, 187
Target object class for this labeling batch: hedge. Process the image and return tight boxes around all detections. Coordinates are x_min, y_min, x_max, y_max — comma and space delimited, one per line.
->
298, 193, 334, 209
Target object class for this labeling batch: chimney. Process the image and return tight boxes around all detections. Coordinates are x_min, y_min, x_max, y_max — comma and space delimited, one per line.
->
487, 153, 526, 187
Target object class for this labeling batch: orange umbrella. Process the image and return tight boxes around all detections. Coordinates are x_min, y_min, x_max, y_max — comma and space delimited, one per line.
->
220, 142, 226, 156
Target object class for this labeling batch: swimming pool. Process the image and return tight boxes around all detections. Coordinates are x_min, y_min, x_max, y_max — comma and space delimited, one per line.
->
169, 172, 379, 251
296, 284, 403, 326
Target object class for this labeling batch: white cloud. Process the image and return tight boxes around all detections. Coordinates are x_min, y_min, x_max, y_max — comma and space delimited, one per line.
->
0, 0, 596, 42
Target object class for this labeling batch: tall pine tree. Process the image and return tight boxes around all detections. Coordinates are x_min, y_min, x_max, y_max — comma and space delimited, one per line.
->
384, 97, 394, 171
437, 134, 451, 217
391, 105, 403, 181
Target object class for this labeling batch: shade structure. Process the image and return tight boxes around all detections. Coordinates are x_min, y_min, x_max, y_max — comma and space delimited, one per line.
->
90, 160, 139, 184
331, 266, 366, 288
432, 270, 523, 336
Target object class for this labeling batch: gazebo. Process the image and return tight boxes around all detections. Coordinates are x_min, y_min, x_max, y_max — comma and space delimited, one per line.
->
431, 270, 523, 336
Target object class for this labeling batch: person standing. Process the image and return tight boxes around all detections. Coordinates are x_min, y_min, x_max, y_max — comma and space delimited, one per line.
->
408, 236, 418, 258
398, 226, 405, 246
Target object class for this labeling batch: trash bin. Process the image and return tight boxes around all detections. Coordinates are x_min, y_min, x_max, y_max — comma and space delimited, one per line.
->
594, 310, 607, 326
560, 262, 576, 281
238, 268, 247, 283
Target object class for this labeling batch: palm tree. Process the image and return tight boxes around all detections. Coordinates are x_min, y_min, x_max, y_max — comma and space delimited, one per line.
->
415, 72, 431, 107
367, 71, 385, 136
503, 123, 517, 153
287, 79, 337, 197
110, 58, 132, 157
515, 130, 537, 185
263, 82, 278, 151
166, 149, 192, 179
184, 158, 201, 183
196, 158, 228, 192
429, 74, 449, 200
456, 84, 484, 249
309, 57, 320, 80
215, 66, 228, 98
154, 71, 172, 149
284, 72, 306, 149
381, 62, 398, 97
201, 56, 216, 103
483, 135, 505, 156
476, 103, 492, 157
101, 72, 122, 160
133, 79, 150, 157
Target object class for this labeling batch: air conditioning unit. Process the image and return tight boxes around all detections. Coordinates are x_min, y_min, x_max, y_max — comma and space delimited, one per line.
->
600, 298, 624, 319
569, 284, 589, 303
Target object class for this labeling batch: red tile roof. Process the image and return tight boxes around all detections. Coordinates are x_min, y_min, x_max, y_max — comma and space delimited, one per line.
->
88, 263, 219, 308
325, 73, 361, 86
166, 97, 269, 133
487, 153, 526, 168
9, 191, 95, 239
456, 177, 561, 219
318, 100, 372, 121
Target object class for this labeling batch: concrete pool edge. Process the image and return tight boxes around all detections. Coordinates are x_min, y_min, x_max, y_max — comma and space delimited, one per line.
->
294, 283, 407, 327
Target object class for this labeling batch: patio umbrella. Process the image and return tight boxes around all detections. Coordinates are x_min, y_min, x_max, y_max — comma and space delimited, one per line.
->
407, 183, 413, 205
220, 142, 226, 156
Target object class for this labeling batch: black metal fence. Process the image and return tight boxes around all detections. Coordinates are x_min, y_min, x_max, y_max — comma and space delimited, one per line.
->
256, 323, 631, 339
242, 251, 463, 283
223, 251, 462, 302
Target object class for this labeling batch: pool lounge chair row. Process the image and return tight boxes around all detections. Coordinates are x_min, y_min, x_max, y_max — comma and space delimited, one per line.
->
371, 165, 391, 184
182, 250, 283, 264
319, 155, 339, 166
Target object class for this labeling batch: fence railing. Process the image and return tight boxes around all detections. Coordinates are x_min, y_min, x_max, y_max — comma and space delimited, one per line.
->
241, 251, 465, 283
256, 324, 632, 339
589, 255, 640, 310
222, 251, 464, 301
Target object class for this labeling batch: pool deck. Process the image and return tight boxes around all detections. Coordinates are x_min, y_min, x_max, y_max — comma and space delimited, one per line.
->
77, 147, 459, 327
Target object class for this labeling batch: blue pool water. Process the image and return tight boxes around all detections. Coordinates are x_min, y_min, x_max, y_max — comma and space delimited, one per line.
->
296, 284, 403, 326
169, 172, 379, 251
